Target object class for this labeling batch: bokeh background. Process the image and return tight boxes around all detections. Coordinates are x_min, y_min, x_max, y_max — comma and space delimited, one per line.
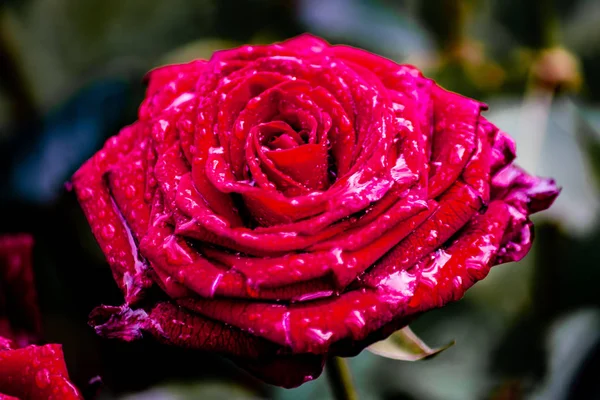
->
1, 0, 600, 399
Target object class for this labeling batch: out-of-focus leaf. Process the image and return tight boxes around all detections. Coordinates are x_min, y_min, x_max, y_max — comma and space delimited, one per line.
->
159, 39, 238, 65
487, 380, 524, 400
297, 0, 435, 62
0, 93, 12, 136
486, 96, 600, 235
5, 0, 216, 108
271, 374, 331, 400
120, 381, 263, 400
465, 254, 535, 320
368, 307, 505, 400
4, 78, 132, 204
529, 309, 600, 400
492, 0, 554, 49
575, 105, 600, 191
563, 0, 600, 57
367, 326, 454, 361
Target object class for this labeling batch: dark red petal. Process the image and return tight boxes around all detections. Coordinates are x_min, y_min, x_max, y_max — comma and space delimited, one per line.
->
491, 165, 560, 263
203, 198, 432, 291
0, 337, 15, 351
178, 253, 423, 355
492, 164, 560, 215
364, 181, 483, 288
409, 201, 511, 310
89, 303, 326, 388
246, 123, 311, 197
142, 196, 334, 300
140, 60, 206, 120
71, 34, 560, 388
0, 344, 82, 400
309, 194, 428, 251
428, 86, 482, 198
89, 303, 279, 358
235, 354, 325, 389
460, 117, 495, 203
490, 126, 517, 174
279, 33, 329, 54
106, 139, 152, 240
0, 235, 41, 347
266, 144, 329, 191
71, 128, 152, 304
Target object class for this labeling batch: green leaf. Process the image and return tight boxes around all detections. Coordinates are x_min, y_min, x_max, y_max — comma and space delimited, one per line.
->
159, 39, 239, 65
575, 105, 600, 191
486, 97, 600, 236
367, 326, 455, 361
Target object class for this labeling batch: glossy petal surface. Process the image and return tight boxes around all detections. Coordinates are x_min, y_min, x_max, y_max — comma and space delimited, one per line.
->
72, 34, 559, 387
0, 235, 83, 399
0, 342, 82, 400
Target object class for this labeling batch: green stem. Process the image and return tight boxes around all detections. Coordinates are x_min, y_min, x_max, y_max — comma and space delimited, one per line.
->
326, 357, 358, 400
534, 0, 560, 47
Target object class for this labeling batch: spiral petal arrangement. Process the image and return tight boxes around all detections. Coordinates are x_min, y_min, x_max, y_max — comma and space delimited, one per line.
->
72, 34, 559, 388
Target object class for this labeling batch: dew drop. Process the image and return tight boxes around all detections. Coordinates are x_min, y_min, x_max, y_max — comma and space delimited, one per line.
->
80, 188, 94, 201
101, 224, 116, 240
107, 137, 119, 148
35, 368, 50, 389
176, 270, 186, 284
125, 185, 136, 199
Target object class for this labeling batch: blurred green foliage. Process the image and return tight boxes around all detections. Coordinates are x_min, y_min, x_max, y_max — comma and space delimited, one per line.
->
1, 0, 600, 399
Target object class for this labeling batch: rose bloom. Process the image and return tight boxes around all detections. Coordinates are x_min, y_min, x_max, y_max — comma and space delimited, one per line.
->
72, 34, 559, 387
0, 235, 82, 400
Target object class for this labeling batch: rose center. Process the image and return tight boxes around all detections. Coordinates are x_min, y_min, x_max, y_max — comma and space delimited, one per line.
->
246, 114, 330, 197
259, 120, 307, 151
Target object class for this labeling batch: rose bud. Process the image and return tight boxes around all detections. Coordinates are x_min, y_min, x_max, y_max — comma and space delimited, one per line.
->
72, 34, 559, 388
0, 235, 83, 400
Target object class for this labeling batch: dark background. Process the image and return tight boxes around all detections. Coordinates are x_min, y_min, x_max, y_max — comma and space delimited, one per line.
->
1, 0, 600, 399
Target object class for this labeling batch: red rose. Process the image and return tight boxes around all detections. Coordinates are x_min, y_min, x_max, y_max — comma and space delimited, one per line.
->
0, 235, 41, 348
72, 34, 559, 388
0, 235, 83, 400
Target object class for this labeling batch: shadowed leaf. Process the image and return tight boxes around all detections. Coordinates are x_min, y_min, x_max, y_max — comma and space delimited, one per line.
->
367, 326, 455, 361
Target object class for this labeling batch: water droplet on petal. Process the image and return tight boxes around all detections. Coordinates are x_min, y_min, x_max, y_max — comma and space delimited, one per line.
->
176, 270, 186, 284
101, 224, 116, 240
125, 185, 136, 199
35, 368, 50, 388
80, 188, 94, 201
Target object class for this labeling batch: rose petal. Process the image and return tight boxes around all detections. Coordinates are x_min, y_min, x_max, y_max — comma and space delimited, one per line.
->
0, 343, 82, 400
0, 235, 41, 347
72, 34, 559, 388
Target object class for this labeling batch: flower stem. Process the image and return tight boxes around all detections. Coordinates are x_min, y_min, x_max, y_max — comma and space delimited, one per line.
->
326, 357, 358, 400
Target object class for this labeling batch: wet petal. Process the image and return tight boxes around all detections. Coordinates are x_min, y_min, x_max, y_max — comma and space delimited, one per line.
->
72, 33, 559, 388
0, 343, 83, 400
